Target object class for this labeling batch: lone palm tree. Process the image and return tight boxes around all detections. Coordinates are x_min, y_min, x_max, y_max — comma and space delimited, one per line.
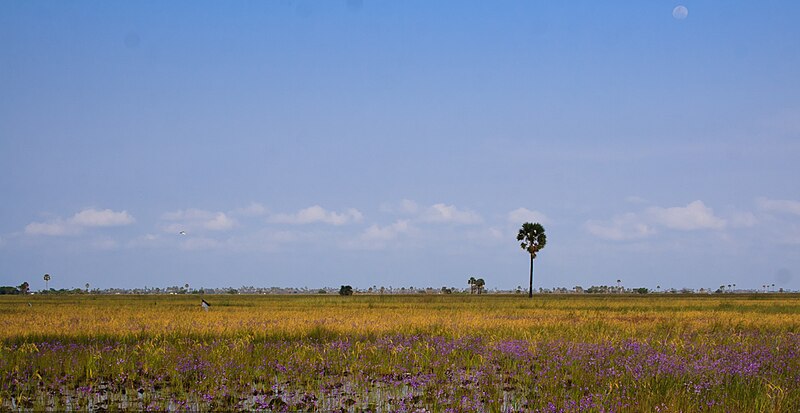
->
517, 222, 546, 298
43, 274, 51, 290
468, 277, 476, 294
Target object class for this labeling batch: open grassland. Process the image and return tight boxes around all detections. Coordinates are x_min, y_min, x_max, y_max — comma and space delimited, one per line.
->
1, 294, 799, 412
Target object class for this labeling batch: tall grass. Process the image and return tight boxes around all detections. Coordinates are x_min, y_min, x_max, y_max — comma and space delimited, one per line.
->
1, 294, 798, 411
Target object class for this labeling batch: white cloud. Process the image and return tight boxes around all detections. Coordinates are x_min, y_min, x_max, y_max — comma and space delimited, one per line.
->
25, 220, 76, 236
268, 205, 363, 225
361, 220, 412, 242
162, 209, 210, 221
399, 199, 419, 214
380, 199, 420, 214
232, 202, 267, 217
586, 200, 727, 241
757, 197, 800, 216
71, 208, 135, 227
161, 209, 236, 232
585, 213, 656, 241
380, 200, 482, 225
420, 203, 482, 224
507, 207, 549, 225
205, 212, 236, 230
464, 226, 505, 246
25, 208, 135, 236
345, 220, 417, 250
646, 200, 726, 230
727, 211, 758, 228
487, 227, 503, 240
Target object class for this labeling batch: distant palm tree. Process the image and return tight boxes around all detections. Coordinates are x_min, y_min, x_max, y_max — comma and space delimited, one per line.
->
468, 277, 476, 294
517, 222, 546, 298
43, 274, 51, 290
475, 278, 485, 295
85, 283, 90, 292
617, 279, 622, 293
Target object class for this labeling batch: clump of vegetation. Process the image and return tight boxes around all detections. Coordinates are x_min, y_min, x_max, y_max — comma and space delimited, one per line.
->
0, 282, 29, 295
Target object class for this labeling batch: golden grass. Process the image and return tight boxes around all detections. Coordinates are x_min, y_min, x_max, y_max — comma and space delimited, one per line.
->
2, 293, 798, 342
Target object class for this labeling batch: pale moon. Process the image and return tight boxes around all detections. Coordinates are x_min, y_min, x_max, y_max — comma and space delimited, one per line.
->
672, 5, 689, 20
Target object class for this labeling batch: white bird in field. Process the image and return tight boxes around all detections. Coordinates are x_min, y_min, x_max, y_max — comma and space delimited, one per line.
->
201, 299, 210, 311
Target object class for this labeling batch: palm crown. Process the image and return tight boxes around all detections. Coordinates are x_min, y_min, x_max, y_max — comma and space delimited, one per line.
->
517, 222, 546, 258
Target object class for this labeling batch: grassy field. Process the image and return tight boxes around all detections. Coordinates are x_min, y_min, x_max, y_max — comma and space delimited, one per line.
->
1, 294, 799, 411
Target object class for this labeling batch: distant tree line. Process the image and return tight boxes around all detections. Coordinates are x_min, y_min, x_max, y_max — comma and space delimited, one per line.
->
585, 285, 648, 294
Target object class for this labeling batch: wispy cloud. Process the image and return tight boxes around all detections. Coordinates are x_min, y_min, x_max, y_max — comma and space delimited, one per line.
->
268, 205, 363, 225
381, 200, 482, 225
161, 209, 236, 233
757, 197, 800, 216
419, 203, 482, 224
25, 208, 135, 236
586, 200, 726, 241
345, 220, 416, 250
586, 212, 656, 241
380, 199, 420, 214
507, 207, 549, 225
647, 200, 726, 230
727, 210, 758, 228
360, 220, 412, 242
71, 208, 135, 227
25, 220, 77, 236
232, 202, 268, 217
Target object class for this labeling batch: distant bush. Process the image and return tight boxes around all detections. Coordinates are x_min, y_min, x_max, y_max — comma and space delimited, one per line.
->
339, 285, 353, 296
0, 286, 20, 295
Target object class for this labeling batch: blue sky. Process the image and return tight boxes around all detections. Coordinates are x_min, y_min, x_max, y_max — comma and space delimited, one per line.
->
2, 1, 799, 291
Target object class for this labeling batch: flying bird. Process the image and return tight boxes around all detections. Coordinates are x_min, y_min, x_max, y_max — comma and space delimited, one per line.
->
201, 299, 210, 311
179, 231, 187, 236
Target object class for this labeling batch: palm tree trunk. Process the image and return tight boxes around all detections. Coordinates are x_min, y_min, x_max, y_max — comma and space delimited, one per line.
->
528, 255, 534, 298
